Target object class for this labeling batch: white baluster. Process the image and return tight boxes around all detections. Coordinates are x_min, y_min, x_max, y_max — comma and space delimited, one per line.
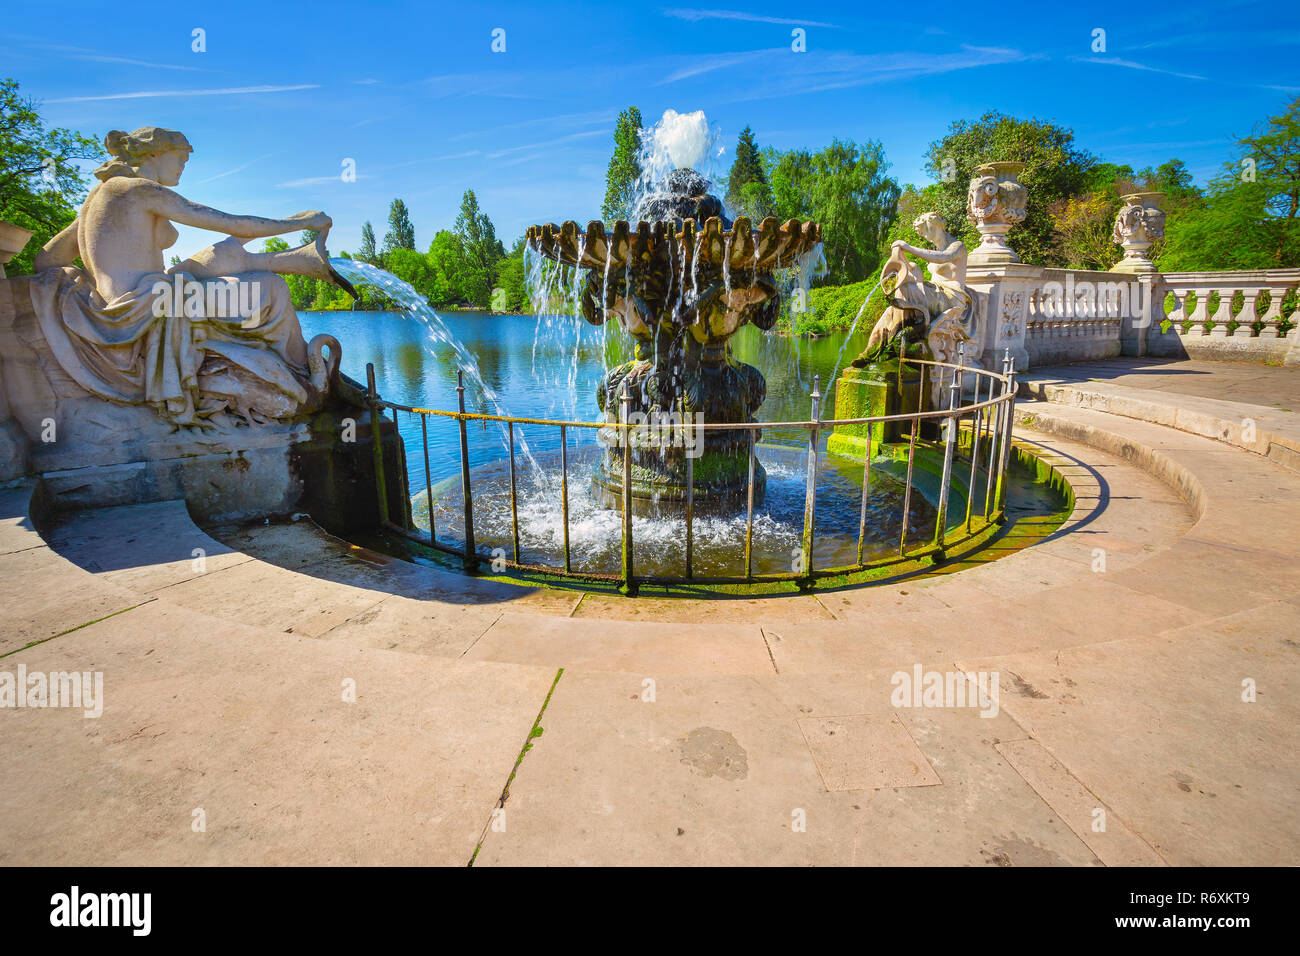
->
1188, 288, 1211, 335
1208, 287, 1233, 337
1232, 289, 1260, 338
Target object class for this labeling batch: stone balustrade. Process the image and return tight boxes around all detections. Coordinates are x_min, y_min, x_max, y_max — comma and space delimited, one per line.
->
956, 166, 1300, 369
1145, 269, 1300, 363
1022, 269, 1131, 366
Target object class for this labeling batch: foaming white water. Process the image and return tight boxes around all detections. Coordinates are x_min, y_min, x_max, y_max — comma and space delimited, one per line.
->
630, 108, 725, 214
414, 444, 931, 576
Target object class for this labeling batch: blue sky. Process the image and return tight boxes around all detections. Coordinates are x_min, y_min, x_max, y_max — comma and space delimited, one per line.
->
4, 0, 1297, 260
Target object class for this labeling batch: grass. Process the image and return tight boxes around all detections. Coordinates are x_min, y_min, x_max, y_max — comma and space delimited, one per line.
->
467, 666, 564, 867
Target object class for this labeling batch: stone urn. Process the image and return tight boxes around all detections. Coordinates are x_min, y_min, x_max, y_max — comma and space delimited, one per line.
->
966, 162, 1027, 265
1111, 192, 1165, 274
0, 221, 34, 269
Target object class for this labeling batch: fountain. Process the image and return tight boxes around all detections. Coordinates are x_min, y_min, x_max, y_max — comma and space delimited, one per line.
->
525, 168, 822, 514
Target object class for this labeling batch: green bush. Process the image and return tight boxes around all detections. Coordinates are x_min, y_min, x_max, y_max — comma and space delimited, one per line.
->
782, 280, 887, 336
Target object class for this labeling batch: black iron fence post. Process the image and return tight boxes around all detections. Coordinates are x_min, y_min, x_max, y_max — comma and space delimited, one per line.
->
456, 369, 478, 572
366, 363, 390, 527
800, 375, 821, 585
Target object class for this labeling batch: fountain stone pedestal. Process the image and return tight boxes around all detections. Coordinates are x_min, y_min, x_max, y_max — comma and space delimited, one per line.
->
826, 357, 943, 463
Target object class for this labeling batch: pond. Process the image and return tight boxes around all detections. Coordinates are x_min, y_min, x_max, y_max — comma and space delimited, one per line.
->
299, 309, 871, 492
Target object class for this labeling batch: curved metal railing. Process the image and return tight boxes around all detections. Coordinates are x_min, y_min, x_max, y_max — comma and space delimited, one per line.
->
362, 349, 1019, 593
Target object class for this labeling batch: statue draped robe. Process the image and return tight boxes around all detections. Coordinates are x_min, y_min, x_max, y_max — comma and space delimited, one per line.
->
29, 266, 311, 427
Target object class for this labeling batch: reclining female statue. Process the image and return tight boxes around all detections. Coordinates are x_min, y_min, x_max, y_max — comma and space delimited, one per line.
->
31, 126, 352, 428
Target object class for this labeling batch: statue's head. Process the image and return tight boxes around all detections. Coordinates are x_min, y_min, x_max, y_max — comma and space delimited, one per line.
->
95, 127, 193, 186
912, 212, 948, 245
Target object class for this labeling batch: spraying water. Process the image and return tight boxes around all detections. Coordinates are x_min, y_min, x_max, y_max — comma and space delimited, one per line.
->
629, 109, 726, 217
328, 257, 544, 477
823, 280, 884, 413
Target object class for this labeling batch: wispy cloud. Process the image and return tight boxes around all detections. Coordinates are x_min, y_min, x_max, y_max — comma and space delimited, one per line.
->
1131, 29, 1300, 51
47, 84, 320, 103
662, 8, 840, 28
695, 44, 1038, 102
486, 129, 605, 159
275, 172, 368, 188
193, 151, 279, 185
656, 49, 776, 85
1071, 56, 1206, 82
1, 37, 205, 71
70, 53, 203, 71
374, 151, 482, 171
450, 109, 619, 142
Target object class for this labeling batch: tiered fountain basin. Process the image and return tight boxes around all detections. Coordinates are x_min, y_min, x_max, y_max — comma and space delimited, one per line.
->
525, 198, 823, 515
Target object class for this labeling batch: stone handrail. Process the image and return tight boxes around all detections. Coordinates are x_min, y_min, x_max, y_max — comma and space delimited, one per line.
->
1145, 268, 1299, 363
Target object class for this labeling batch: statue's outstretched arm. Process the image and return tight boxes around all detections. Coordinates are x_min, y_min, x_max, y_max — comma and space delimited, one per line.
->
34, 218, 80, 271
139, 180, 331, 239
891, 239, 963, 264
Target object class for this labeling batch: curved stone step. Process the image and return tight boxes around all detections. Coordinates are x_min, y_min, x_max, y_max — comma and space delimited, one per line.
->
1021, 370, 1300, 473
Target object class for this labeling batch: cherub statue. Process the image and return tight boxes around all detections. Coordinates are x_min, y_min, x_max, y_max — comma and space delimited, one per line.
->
31, 126, 353, 428
853, 212, 975, 371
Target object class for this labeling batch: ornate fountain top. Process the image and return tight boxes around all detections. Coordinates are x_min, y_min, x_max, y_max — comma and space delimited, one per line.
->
523, 166, 823, 513
524, 213, 821, 273
525, 167, 821, 350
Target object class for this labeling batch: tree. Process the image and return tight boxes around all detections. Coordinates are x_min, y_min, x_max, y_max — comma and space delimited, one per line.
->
282, 229, 321, 307
806, 139, 900, 283
765, 147, 815, 221
385, 247, 435, 300
454, 189, 503, 307
427, 230, 466, 305
0, 77, 102, 276
1238, 95, 1300, 263
923, 111, 1095, 266
726, 126, 770, 215
602, 106, 643, 222
382, 199, 415, 257
765, 140, 899, 284
492, 238, 528, 312
1051, 191, 1125, 271
263, 237, 310, 309
358, 221, 378, 264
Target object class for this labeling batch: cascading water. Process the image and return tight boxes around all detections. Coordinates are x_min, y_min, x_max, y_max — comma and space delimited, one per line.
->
328, 258, 543, 477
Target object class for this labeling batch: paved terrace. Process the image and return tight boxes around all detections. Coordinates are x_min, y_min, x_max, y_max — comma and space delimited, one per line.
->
1, 359, 1297, 866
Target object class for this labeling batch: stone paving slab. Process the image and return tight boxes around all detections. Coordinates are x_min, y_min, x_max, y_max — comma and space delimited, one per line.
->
761, 578, 1206, 677
959, 599, 1300, 866
45, 500, 253, 592
994, 738, 1166, 866
0, 599, 557, 866
475, 669, 1103, 866
0, 483, 42, 556
0, 545, 147, 656
569, 590, 838, 624
209, 520, 584, 616
315, 594, 504, 658
465, 611, 775, 675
